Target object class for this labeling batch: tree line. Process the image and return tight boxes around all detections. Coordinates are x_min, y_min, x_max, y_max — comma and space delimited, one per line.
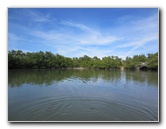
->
8, 50, 158, 70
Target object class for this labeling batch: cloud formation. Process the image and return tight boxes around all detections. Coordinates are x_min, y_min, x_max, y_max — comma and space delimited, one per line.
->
8, 8, 158, 59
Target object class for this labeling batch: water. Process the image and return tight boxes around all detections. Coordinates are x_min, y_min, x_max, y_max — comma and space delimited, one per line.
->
8, 69, 158, 121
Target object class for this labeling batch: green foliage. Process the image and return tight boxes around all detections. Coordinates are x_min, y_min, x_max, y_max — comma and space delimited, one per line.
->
147, 52, 158, 70
8, 50, 158, 70
123, 53, 158, 70
124, 57, 137, 69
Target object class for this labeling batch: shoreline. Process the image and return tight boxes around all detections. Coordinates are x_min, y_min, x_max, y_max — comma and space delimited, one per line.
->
8, 67, 158, 71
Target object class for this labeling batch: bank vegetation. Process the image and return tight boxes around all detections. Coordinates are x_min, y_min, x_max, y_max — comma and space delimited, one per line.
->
8, 50, 158, 70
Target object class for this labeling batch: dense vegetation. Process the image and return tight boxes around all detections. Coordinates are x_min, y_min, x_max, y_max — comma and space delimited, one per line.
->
8, 50, 158, 70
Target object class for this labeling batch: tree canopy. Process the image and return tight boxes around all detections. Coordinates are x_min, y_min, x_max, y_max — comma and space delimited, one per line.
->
8, 50, 158, 70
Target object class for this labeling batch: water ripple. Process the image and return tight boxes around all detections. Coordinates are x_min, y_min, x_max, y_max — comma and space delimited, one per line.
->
11, 96, 158, 121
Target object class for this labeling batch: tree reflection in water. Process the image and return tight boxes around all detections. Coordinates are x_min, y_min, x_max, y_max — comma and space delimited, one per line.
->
8, 69, 158, 88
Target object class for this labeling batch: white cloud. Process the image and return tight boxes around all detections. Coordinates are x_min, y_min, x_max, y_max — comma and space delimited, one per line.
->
126, 35, 158, 55
25, 9, 51, 22
79, 35, 119, 45
32, 30, 62, 41
29, 13, 158, 58
9, 9, 51, 23
8, 33, 22, 40
30, 29, 117, 58
116, 34, 158, 48
61, 21, 120, 45
9, 10, 158, 59
61, 21, 94, 33
112, 13, 158, 58
31, 19, 120, 46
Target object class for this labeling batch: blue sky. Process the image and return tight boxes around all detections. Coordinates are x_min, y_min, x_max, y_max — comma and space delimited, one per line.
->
8, 8, 158, 59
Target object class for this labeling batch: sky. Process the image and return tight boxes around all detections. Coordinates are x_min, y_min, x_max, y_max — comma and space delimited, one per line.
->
8, 8, 158, 59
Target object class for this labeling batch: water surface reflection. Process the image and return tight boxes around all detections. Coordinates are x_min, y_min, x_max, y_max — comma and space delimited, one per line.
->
8, 69, 158, 121
8, 69, 158, 87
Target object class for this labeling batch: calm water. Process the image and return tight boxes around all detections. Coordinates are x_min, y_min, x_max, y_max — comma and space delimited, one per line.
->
8, 69, 158, 121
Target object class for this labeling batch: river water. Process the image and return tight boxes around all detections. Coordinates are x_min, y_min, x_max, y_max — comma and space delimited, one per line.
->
8, 69, 158, 121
